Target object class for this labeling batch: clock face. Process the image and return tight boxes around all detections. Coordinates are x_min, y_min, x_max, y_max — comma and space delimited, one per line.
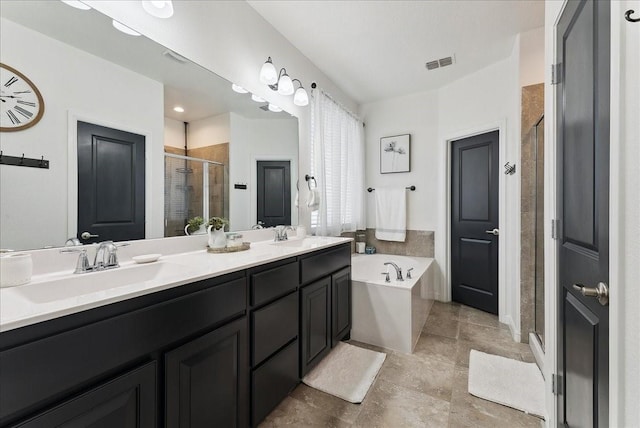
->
0, 63, 45, 132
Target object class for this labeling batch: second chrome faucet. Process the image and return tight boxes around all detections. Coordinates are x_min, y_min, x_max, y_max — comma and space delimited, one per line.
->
60, 241, 128, 274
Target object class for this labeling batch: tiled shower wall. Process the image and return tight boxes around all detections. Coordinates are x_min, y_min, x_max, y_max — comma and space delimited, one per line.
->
520, 83, 544, 344
341, 229, 434, 257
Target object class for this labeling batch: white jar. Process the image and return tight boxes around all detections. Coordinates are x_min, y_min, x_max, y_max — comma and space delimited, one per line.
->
296, 226, 307, 238
0, 253, 33, 287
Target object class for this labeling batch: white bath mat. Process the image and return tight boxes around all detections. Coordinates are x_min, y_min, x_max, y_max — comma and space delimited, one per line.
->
302, 342, 386, 404
468, 349, 546, 419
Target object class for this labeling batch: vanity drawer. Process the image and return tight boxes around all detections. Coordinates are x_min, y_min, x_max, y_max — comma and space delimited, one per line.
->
299, 244, 351, 285
250, 260, 298, 307
251, 292, 298, 366
251, 339, 299, 426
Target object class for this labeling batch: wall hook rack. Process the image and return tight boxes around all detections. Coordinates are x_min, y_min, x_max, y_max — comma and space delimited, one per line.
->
504, 162, 516, 175
0, 152, 50, 169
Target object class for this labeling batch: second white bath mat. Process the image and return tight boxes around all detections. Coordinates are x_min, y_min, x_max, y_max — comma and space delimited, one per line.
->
302, 342, 386, 404
468, 349, 545, 419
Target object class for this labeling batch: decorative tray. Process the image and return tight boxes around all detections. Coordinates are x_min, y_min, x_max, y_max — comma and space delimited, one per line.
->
206, 242, 251, 253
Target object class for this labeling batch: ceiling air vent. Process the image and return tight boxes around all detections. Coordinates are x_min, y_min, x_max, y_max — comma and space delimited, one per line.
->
425, 55, 455, 71
425, 60, 440, 70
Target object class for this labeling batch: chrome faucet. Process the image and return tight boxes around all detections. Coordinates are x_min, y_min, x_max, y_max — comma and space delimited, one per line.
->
94, 241, 119, 270
60, 241, 128, 274
274, 226, 294, 242
384, 262, 404, 281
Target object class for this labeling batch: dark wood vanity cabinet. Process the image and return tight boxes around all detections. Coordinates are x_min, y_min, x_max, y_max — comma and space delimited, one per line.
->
248, 259, 300, 427
13, 361, 157, 428
299, 244, 352, 377
0, 243, 352, 428
165, 317, 248, 428
0, 272, 247, 428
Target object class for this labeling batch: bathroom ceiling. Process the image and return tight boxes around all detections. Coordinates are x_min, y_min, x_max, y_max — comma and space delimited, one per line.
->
247, 0, 545, 104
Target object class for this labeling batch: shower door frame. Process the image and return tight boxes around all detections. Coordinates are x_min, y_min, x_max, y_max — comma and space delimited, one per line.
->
164, 153, 227, 233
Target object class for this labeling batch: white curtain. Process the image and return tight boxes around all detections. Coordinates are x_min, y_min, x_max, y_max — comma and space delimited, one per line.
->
310, 89, 365, 236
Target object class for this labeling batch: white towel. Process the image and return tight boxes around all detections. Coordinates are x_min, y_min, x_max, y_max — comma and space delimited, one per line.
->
374, 188, 406, 242
307, 188, 320, 211
294, 190, 299, 208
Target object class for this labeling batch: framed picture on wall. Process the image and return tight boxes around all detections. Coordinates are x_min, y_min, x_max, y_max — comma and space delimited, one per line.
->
380, 134, 410, 173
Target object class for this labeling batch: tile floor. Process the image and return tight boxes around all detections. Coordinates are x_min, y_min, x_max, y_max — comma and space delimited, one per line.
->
260, 301, 544, 427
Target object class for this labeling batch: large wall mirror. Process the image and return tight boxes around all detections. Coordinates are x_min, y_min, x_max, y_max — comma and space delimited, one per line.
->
0, 1, 299, 251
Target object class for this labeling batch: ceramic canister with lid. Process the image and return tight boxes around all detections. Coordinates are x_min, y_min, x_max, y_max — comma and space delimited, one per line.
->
0, 252, 33, 287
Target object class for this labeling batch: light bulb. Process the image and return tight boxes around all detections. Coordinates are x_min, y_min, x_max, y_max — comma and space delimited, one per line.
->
293, 87, 309, 106
112, 20, 141, 36
260, 58, 278, 85
251, 94, 265, 103
277, 72, 294, 96
142, 0, 174, 18
268, 104, 283, 113
231, 84, 248, 94
173, 106, 184, 113
61, 1, 91, 10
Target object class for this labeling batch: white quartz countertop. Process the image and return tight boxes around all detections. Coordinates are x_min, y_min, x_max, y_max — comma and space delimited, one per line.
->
0, 236, 351, 333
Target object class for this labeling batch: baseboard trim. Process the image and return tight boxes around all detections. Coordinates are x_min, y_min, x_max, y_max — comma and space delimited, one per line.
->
503, 314, 521, 342
528, 332, 545, 376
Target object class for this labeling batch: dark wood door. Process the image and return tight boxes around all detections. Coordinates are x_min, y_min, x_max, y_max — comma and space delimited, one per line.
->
556, 1, 610, 426
451, 131, 500, 314
331, 267, 351, 347
165, 317, 248, 428
257, 160, 291, 227
300, 277, 331, 376
77, 121, 145, 244
14, 362, 156, 428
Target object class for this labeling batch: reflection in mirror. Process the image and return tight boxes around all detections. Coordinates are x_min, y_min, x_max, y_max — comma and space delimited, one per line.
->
0, 1, 298, 251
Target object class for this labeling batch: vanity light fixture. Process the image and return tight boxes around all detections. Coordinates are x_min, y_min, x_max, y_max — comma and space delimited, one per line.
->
61, 0, 91, 10
231, 84, 248, 94
259, 57, 309, 107
259, 57, 278, 85
112, 20, 141, 36
142, 0, 174, 19
292, 79, 309, 106
173, 106, 184, 113
251, 94, 266, 103
275, 69, 294, 95
268, 104, 283, 113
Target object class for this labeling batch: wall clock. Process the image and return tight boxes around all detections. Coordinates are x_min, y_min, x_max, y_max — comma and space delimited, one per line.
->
0, 63, 45, 132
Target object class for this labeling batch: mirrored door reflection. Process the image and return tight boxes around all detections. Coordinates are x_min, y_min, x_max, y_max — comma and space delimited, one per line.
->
164, 154, 227, 237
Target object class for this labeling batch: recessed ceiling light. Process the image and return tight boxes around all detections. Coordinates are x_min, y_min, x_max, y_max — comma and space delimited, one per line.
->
268, 104, 282, 113
142, 0, 174, 19
112, 20, 141, 36
60, 1, 91, 10
232, 84, 248, 94
251, 94, 265, 103
173, 106, 184, 113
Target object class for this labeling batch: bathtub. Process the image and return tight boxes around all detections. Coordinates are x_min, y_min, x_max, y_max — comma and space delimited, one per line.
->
351, 254, 435, 353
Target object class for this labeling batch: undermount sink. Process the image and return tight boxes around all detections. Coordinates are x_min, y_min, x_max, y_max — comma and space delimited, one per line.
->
270, 237, 335, 249
14, 262, 204, 304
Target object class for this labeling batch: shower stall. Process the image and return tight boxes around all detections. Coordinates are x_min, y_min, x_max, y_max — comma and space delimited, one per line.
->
164, 153, 228, 237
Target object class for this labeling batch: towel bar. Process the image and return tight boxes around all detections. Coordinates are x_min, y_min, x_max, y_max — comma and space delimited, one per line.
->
367, 186, 415, 192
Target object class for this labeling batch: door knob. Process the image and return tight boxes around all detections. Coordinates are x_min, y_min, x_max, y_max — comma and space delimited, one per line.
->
485, 228, 500, 236
80, 231, 99, 240
572, 282, 609, 306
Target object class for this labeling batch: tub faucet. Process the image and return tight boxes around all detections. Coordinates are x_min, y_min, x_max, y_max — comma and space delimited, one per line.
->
384, 262, 403, 281
406, 268, 414, 279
